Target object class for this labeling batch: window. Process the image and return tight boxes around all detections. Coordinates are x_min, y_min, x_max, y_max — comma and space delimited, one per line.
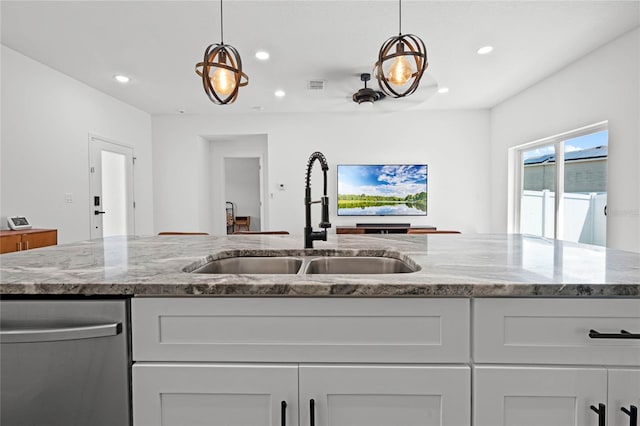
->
511, 123, 608, 246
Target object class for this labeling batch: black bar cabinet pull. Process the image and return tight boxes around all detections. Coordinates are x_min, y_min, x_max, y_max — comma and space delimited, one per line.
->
589, 329, 640, 339
591, 403, 606, 426
622, 405, 638, 426
310, 398, 315, 426
281, 401, 287, 426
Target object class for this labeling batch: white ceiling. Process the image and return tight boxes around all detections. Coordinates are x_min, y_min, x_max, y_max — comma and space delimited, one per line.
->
2, 1, 639, 115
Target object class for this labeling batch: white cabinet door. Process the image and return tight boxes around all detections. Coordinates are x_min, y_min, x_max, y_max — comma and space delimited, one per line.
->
609, 369, 640, 426
299, 364, 470, 426
474, 366, 607, 426
133, 363, 299, 426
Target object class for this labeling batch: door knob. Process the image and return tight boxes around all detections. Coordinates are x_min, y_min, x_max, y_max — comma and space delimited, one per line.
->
94, 210, 106, 215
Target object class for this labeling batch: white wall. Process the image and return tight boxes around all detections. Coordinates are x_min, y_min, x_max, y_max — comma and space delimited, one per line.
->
490, 28, 640, 252
152, 109, 491, 236
225, 158, 261, 231
0, 46, 154, 243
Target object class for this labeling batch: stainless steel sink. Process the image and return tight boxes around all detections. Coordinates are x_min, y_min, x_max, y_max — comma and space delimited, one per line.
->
191, 256, 303, 274
187, 250, 420, 275
302, 256, 418, 274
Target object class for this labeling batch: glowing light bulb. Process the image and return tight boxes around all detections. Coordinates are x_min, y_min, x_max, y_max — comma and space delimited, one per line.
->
211, 66, 236, 96
387, 55, 412, 86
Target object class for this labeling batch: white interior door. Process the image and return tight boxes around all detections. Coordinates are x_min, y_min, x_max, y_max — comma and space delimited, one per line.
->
89, 136, 135, 239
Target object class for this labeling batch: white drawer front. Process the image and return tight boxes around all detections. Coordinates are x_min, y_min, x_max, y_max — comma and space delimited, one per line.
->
132, 298, 470, 363
474, 298, 640, 365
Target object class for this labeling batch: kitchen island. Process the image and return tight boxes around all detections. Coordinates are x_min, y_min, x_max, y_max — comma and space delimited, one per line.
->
0, 233, 638, 297
1, 233, 638, 426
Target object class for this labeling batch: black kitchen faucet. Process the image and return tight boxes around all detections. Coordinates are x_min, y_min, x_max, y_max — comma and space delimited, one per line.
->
304, 151, 331, 248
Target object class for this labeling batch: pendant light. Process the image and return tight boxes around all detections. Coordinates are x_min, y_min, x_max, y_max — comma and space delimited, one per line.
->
374, 0, 428, 98
195, 0, 248, 105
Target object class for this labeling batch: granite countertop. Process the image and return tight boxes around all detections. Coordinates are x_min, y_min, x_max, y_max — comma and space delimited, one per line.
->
0, 233, 639, 297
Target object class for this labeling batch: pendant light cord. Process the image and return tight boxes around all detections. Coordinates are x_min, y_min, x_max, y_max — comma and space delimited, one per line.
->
398, 0, 402, 35
220, 0, 224, 43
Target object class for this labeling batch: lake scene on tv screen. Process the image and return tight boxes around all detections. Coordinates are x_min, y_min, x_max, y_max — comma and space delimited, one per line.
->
337, 164, 427, 216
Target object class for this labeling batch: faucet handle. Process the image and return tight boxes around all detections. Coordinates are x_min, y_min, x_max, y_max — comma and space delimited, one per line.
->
320, 195, 331, 228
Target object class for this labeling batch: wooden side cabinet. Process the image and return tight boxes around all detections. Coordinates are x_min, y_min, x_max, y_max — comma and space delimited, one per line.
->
336, 225, 437, 234
335, 226, 460, 235
0, 229, 57, 254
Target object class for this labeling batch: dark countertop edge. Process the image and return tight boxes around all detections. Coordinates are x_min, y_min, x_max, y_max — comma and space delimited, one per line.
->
1, 283, 638, 298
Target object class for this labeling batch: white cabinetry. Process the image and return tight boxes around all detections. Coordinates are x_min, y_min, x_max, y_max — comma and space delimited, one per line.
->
474, 298, 640, 365
131, 297, 638, 425
609, 369, 640, 426
133, 364, 298, 426
474, 366, 607, 426
299, 365, 470, 426
474, 299, 640, 426
132, 298, 471, 426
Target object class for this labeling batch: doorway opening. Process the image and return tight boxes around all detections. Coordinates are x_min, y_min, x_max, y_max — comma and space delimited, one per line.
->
224, 157, 261, 233
89, 135, 135, 239
208, 135, 268, 235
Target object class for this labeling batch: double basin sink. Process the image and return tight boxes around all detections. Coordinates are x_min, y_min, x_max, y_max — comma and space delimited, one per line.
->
185, 249, 420, 275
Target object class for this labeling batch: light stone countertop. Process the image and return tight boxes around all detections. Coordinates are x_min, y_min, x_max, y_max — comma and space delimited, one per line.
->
0, 233, 638, 297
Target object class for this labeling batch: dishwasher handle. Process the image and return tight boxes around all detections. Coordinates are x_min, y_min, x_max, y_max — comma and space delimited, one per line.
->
1, 322, 122, 343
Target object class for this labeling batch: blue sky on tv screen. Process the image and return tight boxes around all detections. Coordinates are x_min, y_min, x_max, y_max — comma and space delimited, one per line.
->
338, 165, 427, 198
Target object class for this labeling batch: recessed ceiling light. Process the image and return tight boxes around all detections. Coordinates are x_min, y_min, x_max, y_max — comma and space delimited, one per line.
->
114, 74, 130, 83
477, 46, 494, 55
438, 87, 449, 94
274, 90, 286, 98
255, 51, 270, 61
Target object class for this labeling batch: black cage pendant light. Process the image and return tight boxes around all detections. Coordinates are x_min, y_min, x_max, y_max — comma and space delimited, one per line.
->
195, 0, 248, 105
374, 0, 428, 98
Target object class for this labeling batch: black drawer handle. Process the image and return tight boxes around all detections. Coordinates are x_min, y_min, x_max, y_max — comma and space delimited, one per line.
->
589, 329, 640, 339
622, 405, 638, 426
591, 403, 606, 426
281, 401, 287, 426
309, 398, 315, 426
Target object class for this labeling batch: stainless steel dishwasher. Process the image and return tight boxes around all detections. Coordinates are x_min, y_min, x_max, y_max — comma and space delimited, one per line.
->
0, 299, 131, 426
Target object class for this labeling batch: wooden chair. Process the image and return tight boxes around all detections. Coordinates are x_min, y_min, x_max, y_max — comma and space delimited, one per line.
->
158, 232, 209, 235
232, 231, 290, 235
406, 229, 461, 234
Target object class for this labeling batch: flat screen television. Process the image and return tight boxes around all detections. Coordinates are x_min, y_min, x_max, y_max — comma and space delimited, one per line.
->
337, 164, 428, 216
